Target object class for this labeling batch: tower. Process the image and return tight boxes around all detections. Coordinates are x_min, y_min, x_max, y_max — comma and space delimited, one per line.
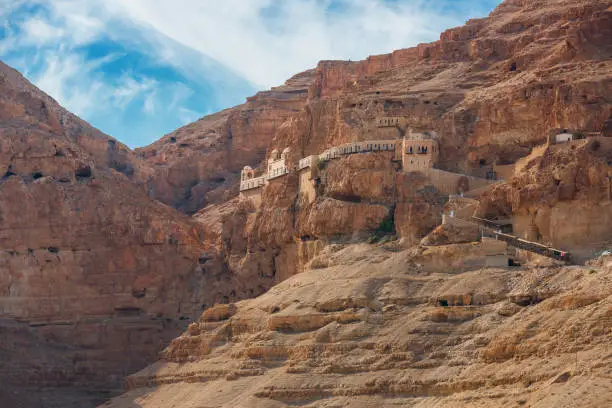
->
401, 130, 439, 171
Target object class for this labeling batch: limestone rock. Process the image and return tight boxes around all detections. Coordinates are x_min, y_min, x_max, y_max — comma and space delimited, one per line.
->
0, 61, 239, 408
104, 243, 612, 408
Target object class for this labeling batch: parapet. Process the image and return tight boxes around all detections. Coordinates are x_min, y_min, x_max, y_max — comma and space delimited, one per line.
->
298, 155, 318, 170
240, 176, 265, 191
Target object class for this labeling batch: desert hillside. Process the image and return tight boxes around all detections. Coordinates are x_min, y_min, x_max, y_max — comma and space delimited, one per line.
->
106, 244, 612, 408
0, 62, 245, 407
0, 0, 611, 407
102, 0, 612, 406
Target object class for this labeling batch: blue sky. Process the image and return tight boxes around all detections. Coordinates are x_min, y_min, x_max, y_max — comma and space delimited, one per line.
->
0, 0, 501, 148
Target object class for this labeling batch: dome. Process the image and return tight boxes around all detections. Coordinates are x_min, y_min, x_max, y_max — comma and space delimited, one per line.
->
243, 165, 253, 171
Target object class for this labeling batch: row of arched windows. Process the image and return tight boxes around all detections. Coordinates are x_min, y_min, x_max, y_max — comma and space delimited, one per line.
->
405, 144, 435, 154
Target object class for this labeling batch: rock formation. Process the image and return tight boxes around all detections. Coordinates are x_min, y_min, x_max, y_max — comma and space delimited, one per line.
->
477, 137, 612, 261
1, 0, 612, 406
105, 244, 612, 408
101, 1, 612, 406
137, 70, 316, 214
176, 0, 612, 297
0, 62, 240, 408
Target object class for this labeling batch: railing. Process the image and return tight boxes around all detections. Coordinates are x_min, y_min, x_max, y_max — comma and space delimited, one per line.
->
471, 216, 513, 230
490, 230, 571, 262
318, 140, 399, 163
239, 176, 266, 191
464, 216, 570, 262
266, 167, 289, 181
298, 156, 315, 170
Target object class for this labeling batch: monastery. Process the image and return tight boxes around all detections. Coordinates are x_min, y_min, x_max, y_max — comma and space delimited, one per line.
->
238, 118, 593, 265
239, 118, 498, 208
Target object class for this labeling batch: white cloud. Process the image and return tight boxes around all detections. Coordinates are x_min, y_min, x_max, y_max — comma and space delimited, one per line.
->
143, 91, 156, 114
4, 0, 495, 89
102, 0, 459, 87
20, 17, 65, 46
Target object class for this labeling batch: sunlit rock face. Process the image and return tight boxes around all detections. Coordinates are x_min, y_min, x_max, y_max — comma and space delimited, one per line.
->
0, 61, 241, 408
181, 0, 612, 296
105, 243, 612, 408
103, 0, 612, 406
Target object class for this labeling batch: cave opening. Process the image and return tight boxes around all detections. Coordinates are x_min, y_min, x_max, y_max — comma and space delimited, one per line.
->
75, 165, 92, 179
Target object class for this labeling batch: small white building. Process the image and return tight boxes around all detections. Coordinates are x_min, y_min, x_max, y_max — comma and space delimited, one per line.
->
267, 147, 290, 180
555, 132, 574, 144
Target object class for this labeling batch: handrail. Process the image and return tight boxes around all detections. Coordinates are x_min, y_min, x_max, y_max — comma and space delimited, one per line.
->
466, 216, 571, 262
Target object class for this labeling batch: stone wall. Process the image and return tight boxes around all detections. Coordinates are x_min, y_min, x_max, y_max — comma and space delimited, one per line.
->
240, 187, 263, 209
267, 159, 289, 179
240, 175, 265, 191
298, 167, 317, 205
423, 168, 495, 196
377, 116, 405, 127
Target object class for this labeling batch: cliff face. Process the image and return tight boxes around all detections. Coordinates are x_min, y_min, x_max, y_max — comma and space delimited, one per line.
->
0, 61, 151, 184
101, 1, 612, 406
0, 63, 241, 408
185, 0, 612, 294
477, 137, 612, 260
297, 0, 612, 170
2, 0, 612, 406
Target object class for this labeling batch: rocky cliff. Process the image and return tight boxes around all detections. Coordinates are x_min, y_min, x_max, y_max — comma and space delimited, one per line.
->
0, 62, 244, 408
2, 0, 612, 406
179, 0, 612, 299
102, 0, 612, 406
477, 136, 612, 261
137, 70, 315, 214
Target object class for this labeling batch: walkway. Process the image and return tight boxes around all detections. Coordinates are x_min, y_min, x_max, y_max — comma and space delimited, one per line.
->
469, 216, 571, 263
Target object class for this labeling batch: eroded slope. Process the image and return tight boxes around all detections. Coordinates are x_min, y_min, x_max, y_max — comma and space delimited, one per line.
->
105, 243, 612, 407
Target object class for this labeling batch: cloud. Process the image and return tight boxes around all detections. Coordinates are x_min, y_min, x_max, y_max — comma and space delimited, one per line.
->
99, 0, 498, 88
4, 0, 500, 89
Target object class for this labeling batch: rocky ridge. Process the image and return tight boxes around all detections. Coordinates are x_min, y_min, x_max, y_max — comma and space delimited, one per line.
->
1, 0, 612, 406
175, 0, 612, 303
137, 70, 316, 214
